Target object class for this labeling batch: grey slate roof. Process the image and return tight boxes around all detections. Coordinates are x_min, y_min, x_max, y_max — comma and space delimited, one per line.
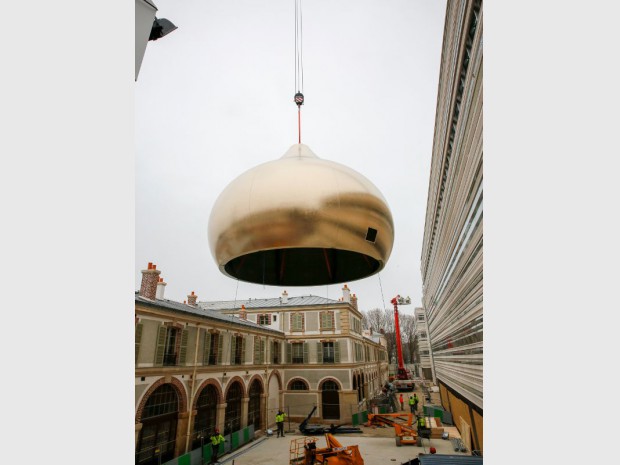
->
198, 295, 343, 311
135, 293, 283, 335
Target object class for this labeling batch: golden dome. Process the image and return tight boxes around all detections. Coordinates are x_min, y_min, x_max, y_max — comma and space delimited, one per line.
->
208, 144, 394, 286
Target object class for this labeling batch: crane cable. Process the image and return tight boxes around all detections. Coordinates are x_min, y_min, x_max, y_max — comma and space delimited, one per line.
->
294, 0, 305, 143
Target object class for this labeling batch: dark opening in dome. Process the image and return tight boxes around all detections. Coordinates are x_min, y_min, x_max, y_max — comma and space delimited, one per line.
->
223, 247, 381, 286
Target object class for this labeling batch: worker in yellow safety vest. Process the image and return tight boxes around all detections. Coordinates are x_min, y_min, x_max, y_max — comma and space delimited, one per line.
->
276, 410, 286, 437
209, 428, 225, 464
408, 395, 415, 413
417, 416, 426, 430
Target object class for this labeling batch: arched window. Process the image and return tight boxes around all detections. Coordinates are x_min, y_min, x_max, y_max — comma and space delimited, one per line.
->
192, 384, 218, 449
288, 379, 309, 391
321, 380, 340, 420
136, 384, 179, 465
248, 379, 263, 429
225, 381, 243, 435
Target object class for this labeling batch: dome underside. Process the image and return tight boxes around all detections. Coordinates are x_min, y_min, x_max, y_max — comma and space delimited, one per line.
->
224, 247, 381, 286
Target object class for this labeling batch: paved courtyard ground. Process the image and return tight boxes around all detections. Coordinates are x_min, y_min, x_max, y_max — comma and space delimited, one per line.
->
218, 386, 471, 465
219, 431, 468, 465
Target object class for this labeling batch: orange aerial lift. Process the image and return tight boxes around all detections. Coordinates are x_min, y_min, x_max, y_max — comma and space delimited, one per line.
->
289, 433, 364, 465
366, 413, 419, 447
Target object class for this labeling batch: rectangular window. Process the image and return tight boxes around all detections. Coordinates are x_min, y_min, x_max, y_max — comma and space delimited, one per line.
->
208, 333, 220, 365
291, 313, 304, 332
354, 342, 365, 362
292, 343, 304, 363
163, 327, 178, 366
322, 342, 335, 363
272, 341, 280, 364
155, 325, 188, 367
320, 312, 334, 330
254, 337, 265, 364
231, 335, 244, 365
258, 314, 271, 325
135, 323, 143, 364
417, 314, 425, 321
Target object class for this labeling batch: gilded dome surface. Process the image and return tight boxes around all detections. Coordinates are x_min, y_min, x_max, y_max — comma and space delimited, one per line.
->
208, 144, 394, 286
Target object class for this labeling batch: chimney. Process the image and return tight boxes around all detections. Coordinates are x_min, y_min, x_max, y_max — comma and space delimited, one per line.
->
342, 284, 351, 303
281, 290, 289, 304
239, 304, 247, 320
351, 293, 358, 310
139, 262, 161, 300
187, 291, 197, 306
156, 277, 167, 299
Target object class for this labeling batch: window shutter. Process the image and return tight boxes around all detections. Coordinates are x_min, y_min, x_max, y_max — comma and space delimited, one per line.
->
240, 336, 246, 364
321, 312, 333, 330
286, 342, 292, 363
135, 323, 143, 364
316, 342, 323, 364
260, 338, 265, 364
291, 313, 305, 331
334, 340, 341, 363
231, 335, 237, 365
303, 342, 309, 363
155, 325, 166, 366
270, 340, 275, 363
203, 331, 211, 365
217, 334, 224, 364
254, 336, 260, 364
179, 329, 189, 365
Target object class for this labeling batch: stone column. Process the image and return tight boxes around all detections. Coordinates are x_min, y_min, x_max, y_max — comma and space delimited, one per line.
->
260, 393, 268, 431
135, 422, 143, 449
184, 409, 198, 454
241, 397, 250, 428
174, 411, 191, 457
217, 402, 227, 433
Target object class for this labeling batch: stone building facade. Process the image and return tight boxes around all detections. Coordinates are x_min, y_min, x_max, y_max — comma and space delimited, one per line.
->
135, 264, 389, 465
135, 263, 286, 465
199, 285, 390, 422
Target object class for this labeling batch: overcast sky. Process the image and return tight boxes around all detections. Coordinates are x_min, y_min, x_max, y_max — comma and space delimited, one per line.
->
136, 0, 447, 313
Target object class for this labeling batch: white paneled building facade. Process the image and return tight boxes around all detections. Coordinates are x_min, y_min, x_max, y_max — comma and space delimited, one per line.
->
420, 0, 483, 454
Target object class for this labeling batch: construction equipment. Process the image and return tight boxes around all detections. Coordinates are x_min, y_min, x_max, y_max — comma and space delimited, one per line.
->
366, 413, 419, 447
289, 433, 364, 465
299, 407, 362, 435
390, 295, 415, 392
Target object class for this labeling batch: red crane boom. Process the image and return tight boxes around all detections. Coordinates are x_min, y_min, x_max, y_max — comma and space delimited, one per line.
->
390, 295, 409, 380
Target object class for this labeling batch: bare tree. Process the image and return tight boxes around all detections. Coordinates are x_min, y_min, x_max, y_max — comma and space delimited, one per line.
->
361, 308, 386, 332
361, 308, 396, 365
400, 314, 416, 367
383, 308, 396, 364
